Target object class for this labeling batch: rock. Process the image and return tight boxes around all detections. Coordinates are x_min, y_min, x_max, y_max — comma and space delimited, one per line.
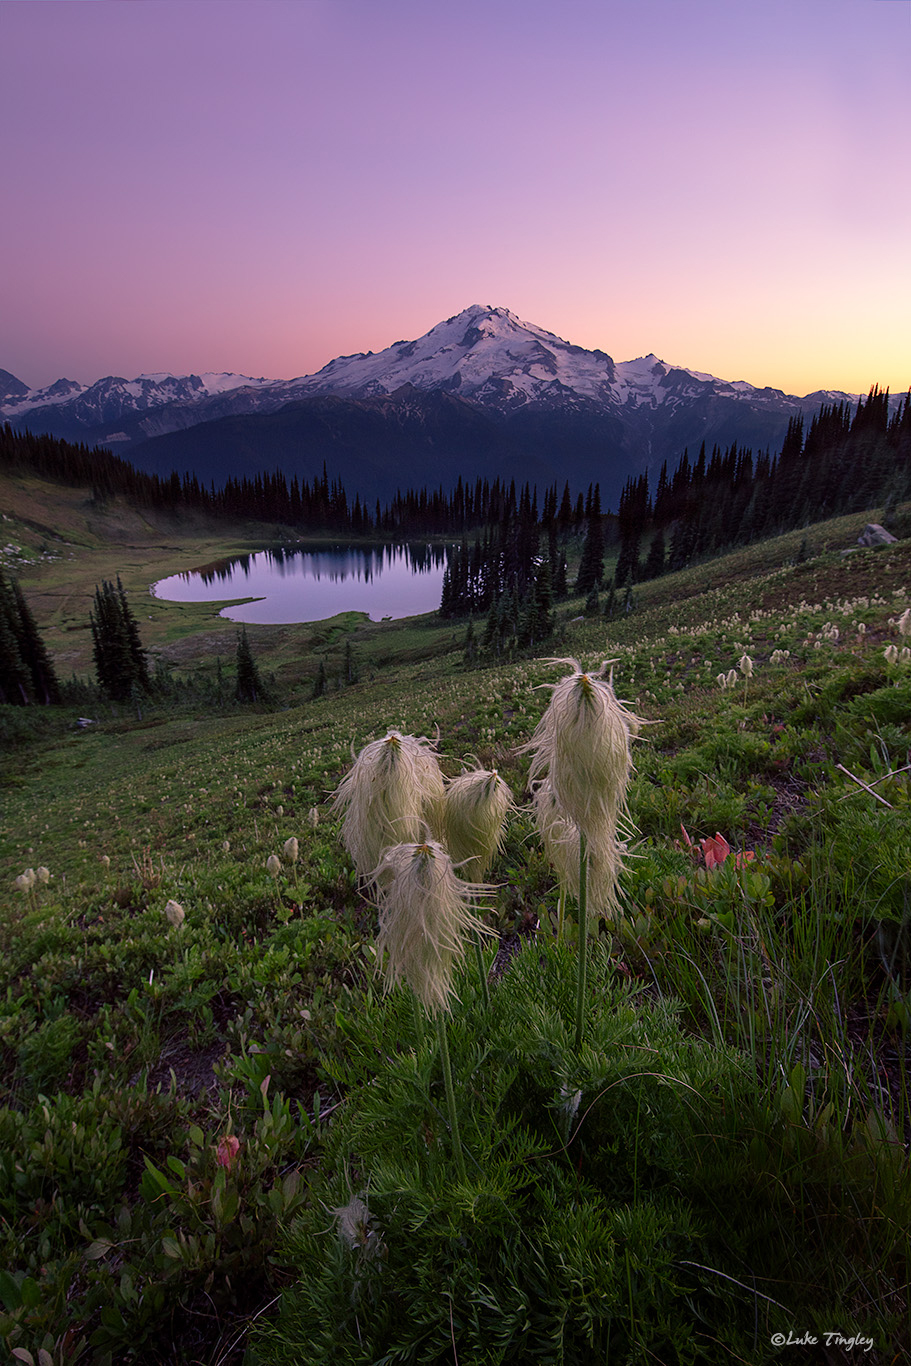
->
857, 523, 897, 547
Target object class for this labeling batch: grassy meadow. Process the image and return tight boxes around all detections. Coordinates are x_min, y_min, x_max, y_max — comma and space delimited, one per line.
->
2, 476, 911, 1363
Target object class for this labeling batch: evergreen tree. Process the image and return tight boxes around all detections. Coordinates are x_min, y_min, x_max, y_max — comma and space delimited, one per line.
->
312, 660, 327, 699
643, 528, 666, 580
90, 577, 150, 701
574, 483, 605, 594
235, 626, 265, 703
344, 638, 359, 685
0, 571, 60, 705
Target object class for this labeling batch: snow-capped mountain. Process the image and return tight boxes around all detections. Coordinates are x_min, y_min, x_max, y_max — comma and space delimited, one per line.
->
1, 305, 875, 503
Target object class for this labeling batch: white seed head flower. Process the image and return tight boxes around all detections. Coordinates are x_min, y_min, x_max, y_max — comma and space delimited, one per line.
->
283, 836, 299, 864
726, 669, 738, 687
442, 768, 513, 880
332, 730, 445, 878
266, 853, 282, 877
368, 840, 494, 1015
898, 608, 911, 638
519, 660, 639, 843
308, 806, 320, 828
885, 644, 899, 665
738, 655, 753, 678
101, 854, 111, 869
15, 871, 35, 894
35, 866, 50, 884
716, 673, 728, 688
222, 840, 231, 853
164, 899, 185, 928
531, 781, 624, 915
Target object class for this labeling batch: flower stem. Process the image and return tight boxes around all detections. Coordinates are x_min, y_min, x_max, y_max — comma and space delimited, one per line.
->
435, 1012, 467, 1182
557, 885, 566, 940
473, 937, 490, 1011
573, 829, 589, 1051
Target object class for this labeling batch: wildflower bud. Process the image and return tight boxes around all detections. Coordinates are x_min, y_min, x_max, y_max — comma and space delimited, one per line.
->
164, 899, 185, 928
222, 840, 231, 853
266, 854, 282, 877
277, 805, 284, 817
36, 866, 50, 884
283, 836, 299, 864
216, 1134, 240, 1171
308, 807, 320, 828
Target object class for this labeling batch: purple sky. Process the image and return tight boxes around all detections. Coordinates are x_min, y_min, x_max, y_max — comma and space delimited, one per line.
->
3, 0, 909, 396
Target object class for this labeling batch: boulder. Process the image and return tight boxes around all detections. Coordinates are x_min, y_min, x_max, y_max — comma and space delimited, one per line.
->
857, 523, 897, 547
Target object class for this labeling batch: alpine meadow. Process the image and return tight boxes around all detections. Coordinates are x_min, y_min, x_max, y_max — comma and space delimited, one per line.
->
2, 370, 911, 1366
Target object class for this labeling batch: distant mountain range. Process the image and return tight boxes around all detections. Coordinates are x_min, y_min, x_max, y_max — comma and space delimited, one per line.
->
1, 306, 878, 505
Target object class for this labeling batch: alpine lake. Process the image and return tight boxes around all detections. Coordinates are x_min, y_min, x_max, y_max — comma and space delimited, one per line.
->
151, 542, 449, 624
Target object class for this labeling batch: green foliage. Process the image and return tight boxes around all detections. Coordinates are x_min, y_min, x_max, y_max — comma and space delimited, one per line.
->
0, 569, 61, 705
90, 577, 151, 701
258, 943, 903, 1364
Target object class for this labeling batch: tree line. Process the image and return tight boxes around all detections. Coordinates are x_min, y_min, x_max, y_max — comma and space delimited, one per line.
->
613, 386, 911, 585
0, 423, 586, 540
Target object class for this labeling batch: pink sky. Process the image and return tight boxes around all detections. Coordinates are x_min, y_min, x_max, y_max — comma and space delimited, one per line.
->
2, 0, 909, 397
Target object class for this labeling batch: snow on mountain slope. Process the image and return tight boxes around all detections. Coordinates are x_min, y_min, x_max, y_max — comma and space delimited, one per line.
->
1, 305, 867, 453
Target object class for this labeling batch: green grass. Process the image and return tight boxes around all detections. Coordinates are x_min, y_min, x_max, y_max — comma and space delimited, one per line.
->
1, 488, 911, 1363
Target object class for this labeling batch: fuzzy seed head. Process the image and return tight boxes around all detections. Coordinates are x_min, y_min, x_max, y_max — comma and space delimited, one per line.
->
898, 608, 911, 638
15, 871, 35, 894
738, 655, 753, 678
520, 660, 639, 842
726, 669, 738, 687
101, 854, 112, 869
531, 781, 625, 915
442, 768, 513, 879
283, 837, 299, 864
266, 854, 282, 877
308, 806, 320, 828
35, 866, 50, 884
369, 840, 494, 1015
332, 730, 445, 877
164, 899, 185, 928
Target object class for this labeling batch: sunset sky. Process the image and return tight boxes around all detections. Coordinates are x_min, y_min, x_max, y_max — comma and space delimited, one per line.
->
3, 0, 909, 397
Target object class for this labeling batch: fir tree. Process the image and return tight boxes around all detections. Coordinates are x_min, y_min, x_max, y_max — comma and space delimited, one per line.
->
235, 626, 265, 703
0, 571, 60, 705
90, 577, 150, 701
574, 483, 604, 594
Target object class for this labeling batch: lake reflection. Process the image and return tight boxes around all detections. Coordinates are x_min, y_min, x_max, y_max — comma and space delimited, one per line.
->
152, 543, 448, 624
